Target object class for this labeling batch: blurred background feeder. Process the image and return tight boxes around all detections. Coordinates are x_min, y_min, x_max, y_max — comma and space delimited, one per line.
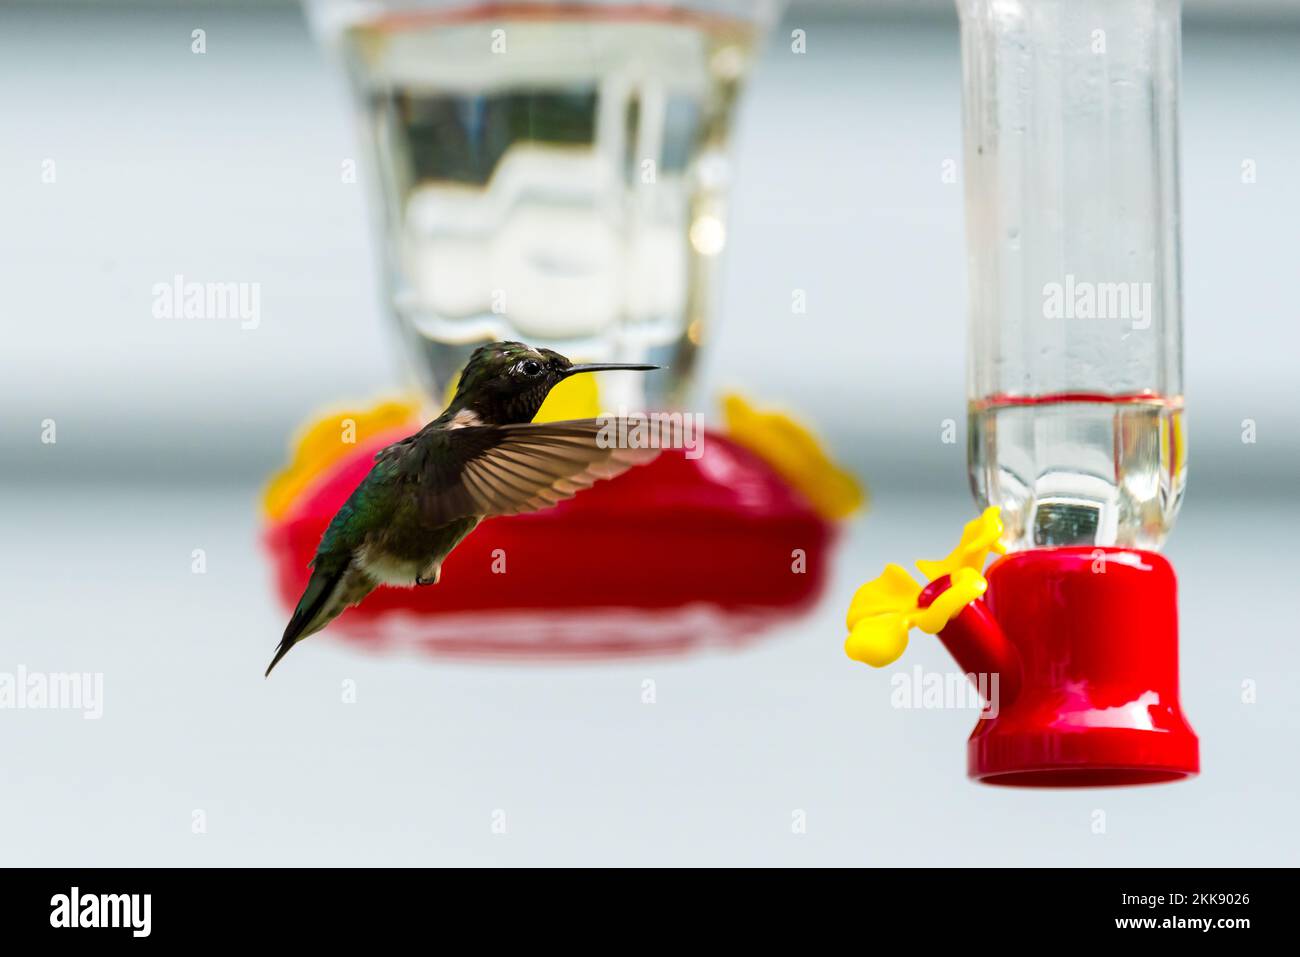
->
265, 393, 860, 659
267, 0, 859, 660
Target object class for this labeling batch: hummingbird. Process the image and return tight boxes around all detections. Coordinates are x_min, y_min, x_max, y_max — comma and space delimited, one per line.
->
266, 341, 659, 676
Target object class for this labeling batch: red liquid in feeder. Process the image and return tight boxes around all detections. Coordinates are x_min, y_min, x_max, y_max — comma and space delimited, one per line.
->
968, 393, 1186, 552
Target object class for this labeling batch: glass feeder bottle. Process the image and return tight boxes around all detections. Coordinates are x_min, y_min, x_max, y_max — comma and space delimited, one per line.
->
958, 0, 1186, 552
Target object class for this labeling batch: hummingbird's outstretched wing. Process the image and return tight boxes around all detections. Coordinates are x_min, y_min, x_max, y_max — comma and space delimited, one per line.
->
268, 419, 658, 676
377, 418, 660, 523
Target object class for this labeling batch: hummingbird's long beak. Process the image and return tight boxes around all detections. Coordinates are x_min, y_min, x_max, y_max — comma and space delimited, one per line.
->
563, 362, 659, 377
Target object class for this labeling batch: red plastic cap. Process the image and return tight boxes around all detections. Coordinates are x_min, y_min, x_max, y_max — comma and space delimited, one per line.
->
965, 547, 1198, 787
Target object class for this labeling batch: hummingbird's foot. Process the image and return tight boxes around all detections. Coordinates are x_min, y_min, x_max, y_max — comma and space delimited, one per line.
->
416, 563, 441, 586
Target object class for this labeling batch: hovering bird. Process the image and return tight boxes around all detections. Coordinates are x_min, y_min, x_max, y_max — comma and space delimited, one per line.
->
266, 342, 659, 676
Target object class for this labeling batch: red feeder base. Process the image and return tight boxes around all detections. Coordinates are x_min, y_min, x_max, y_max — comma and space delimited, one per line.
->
264, 430, 838, 661
934, 547, 1199, 787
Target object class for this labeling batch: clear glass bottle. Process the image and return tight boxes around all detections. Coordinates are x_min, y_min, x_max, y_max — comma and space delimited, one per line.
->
309, 0, 780, 412
958, 0, 1186, 552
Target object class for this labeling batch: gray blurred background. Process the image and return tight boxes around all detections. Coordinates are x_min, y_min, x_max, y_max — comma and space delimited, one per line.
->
2, 0, 1297, 866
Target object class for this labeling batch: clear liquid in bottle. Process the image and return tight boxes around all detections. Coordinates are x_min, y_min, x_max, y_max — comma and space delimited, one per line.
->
968, 394, 1186, 552
340, 12, 758, 408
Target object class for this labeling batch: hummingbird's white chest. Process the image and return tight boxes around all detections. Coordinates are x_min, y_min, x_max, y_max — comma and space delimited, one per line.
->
354, 546, 423, 587
354, 516, 482, 587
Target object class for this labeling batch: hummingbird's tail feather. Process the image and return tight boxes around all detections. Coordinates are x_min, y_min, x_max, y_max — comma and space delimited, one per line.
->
267, 559, 374, 677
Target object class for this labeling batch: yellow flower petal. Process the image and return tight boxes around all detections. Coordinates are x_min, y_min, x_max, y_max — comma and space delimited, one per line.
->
262, 396, 422, 520
843, 511, 1002, 665
845, 563, 922, 629
912, 567, 987, 634
722, 393, 866, 521
915, 506, 1005, 580
845, 614, 911, 668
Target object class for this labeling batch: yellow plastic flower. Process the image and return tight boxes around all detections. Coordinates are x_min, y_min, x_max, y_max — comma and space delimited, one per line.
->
914, 506, 1006, 581
842, 508, 1004, 668
722, 393, 865, 521
844, 566, 988, 667
844, 612, 912, 668
263, 396, 422, 520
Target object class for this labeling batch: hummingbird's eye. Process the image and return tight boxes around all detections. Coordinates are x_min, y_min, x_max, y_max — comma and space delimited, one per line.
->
521, 360, 543, 377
